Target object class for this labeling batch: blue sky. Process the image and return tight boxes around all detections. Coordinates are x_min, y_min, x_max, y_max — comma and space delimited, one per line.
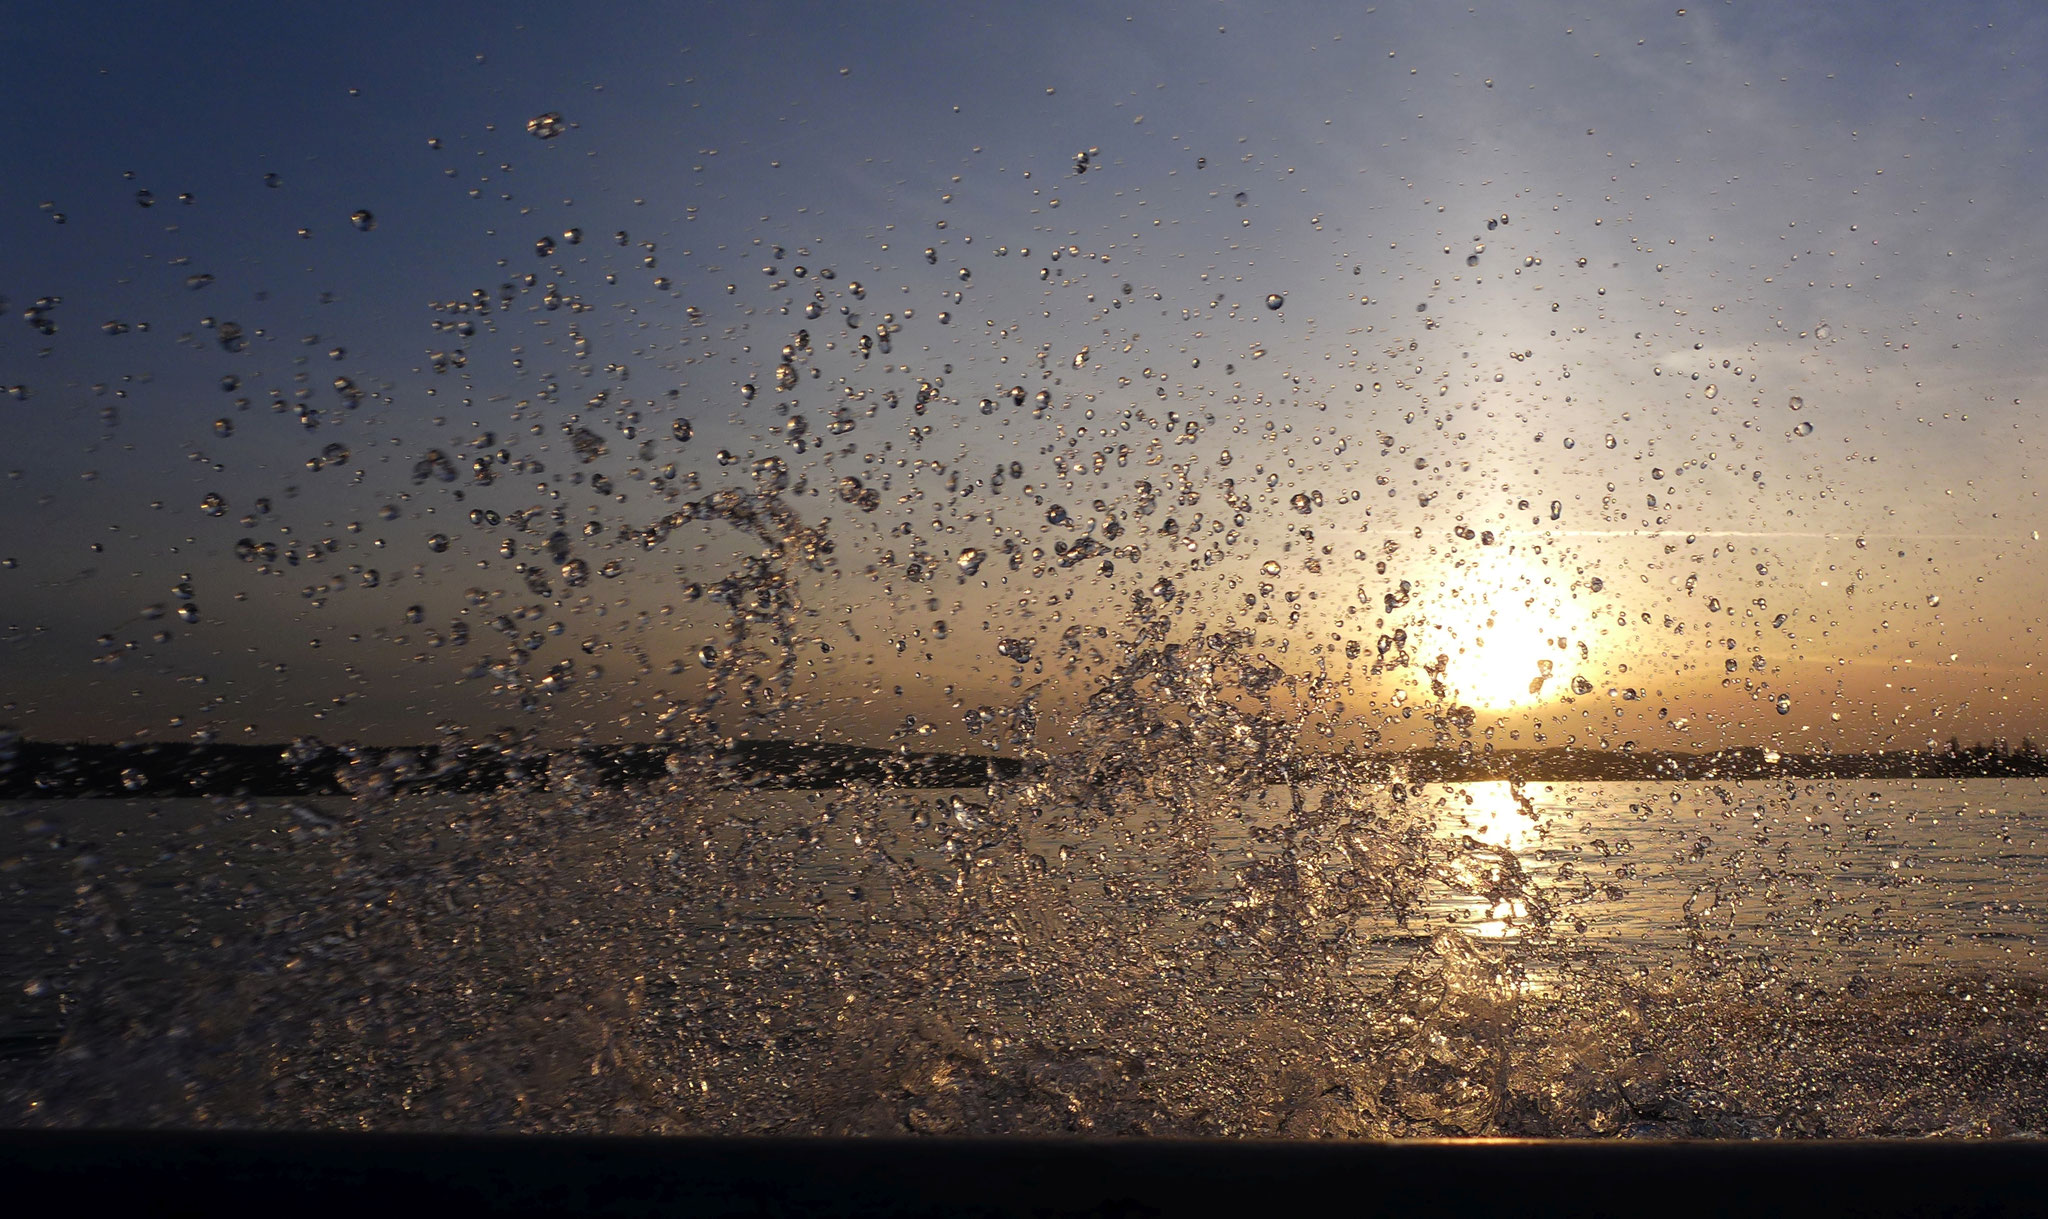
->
3, 2, 2044, 750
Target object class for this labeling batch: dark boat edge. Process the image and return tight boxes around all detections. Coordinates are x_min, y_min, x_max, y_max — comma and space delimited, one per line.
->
0, 1131, 2040, 1218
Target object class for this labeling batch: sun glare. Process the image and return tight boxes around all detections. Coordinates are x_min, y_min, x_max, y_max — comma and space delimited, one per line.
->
1397, 550, 1601, 713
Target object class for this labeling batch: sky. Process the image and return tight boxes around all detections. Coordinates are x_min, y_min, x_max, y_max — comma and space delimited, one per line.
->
2, 1, 2045, 754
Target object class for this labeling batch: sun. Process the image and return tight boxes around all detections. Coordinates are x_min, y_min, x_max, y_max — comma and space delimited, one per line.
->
1392, 549, 1602, 713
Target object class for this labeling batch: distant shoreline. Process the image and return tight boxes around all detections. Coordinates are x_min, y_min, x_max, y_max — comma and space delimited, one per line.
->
0, 740, 1021, 799
4, 739, 2045, 799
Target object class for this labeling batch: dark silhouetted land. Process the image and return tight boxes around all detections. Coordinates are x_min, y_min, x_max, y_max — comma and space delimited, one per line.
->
3, 737, 2045, 799
0, 739, 1021, 799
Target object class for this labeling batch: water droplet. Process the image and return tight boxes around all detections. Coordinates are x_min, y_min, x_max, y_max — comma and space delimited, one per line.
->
1265, 293, 1284, 310
1260, 560, 1283, 577
135, 189, 154, 208
955, 548, 985, 576
1571, 675, 1594, 696
751, 456, 790, 490
1549, 500, 1563, 521
1289, 492, 1312, 515
426, 533, 450, 553
199, 492, 226, 517
1703, 384, 1717, 399
262, 172, 282, 189
535, 235, 556, 258
527, 112, 567, 139
1793, 421, 1814, 437
1813, 322, 1832, 340
350, 209, 375, 232
1775, 693, 1793, 715
1787, 396, 1804, 411
671, 418, 693, 442
1045, 504, 1069, 526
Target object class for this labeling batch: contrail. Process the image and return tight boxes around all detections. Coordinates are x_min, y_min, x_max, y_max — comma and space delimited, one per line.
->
1504, 530, 2025, 542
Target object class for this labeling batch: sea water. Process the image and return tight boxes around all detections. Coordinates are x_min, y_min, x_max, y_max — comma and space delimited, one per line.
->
3, 777, 2043, 1136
